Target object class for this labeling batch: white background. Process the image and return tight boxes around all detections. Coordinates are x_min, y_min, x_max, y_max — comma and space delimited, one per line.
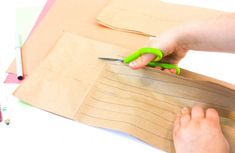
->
0, 1, 234, 153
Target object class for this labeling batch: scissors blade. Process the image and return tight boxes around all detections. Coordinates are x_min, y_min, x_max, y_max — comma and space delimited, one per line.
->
98, 57, 124, 62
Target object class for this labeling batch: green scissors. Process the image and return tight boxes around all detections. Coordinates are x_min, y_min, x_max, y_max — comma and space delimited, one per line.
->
99, 47, 181, 74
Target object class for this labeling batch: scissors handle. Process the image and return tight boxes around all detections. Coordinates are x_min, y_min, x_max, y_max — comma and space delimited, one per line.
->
147, 61, 181, 74
123, 47, 181, 74
123, 48, 163, 63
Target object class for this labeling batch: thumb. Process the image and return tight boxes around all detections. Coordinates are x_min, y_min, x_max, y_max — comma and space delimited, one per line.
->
129, 53, 156, 69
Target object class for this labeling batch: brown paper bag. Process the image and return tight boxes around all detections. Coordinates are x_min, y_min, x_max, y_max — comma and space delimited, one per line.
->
97, 0, 224, 36
14, 33, 235, 153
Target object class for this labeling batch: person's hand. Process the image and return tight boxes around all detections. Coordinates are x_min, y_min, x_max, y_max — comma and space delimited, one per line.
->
129, 30, 189, 74
129, 13, 235, 73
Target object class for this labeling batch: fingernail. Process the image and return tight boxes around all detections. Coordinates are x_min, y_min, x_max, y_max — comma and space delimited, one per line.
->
170, 69, 176, 74
129, 61, 137, 67
155, 66, 162, 70
181, 107, 188, 114
163, 69, 171, 73
176, 113, 181, 117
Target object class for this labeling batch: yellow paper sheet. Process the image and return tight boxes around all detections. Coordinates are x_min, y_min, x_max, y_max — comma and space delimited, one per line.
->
14, 33, 235, 153
97, 0, 225, 36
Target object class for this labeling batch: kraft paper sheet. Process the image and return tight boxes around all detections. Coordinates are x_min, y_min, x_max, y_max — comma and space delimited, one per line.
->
8, 0, 223, 76
97, 0, 224, 36
14, 33, 235, 153
8, 0, 148, 75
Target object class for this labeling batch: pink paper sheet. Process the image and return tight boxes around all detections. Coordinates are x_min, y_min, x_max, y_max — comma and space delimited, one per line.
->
4, 0, 55, 84
31, 0, 56, 37
4, 73, 25, 84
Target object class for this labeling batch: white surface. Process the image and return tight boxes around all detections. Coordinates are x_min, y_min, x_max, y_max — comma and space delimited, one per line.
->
0, 1, 235, 153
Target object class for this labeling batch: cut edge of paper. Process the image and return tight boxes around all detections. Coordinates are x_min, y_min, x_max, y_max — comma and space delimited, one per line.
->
96, 0, 225, 37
